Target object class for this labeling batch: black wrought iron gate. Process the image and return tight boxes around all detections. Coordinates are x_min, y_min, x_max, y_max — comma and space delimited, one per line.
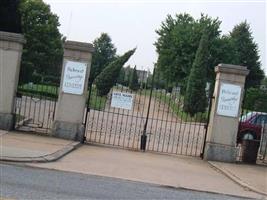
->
85, 68, 211, 157
14, 83, 58, 134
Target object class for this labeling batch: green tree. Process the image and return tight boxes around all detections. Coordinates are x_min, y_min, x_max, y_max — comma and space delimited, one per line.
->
0, 0, 22, 33
89, 33, 117, 85
244, 88, 267, 112
95, 48, 136, 96
129, 66, 140, 91
262, 77, 267, 87
19, 0, 63, 83
155, 13, 221, 90
184, 32, 209, 116
230, 21, 264, 88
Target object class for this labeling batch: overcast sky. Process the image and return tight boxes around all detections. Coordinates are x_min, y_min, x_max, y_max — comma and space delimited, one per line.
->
44, 0, 266, 74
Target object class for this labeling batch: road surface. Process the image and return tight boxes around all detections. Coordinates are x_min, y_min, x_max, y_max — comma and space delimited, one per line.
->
0, 163, 245, 200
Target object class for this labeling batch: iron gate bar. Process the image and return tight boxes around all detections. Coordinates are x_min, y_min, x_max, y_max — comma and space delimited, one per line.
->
84, 83, 92, 126
194, 115, 203, 156
123, 83, 134, 148
95, 94, 103, 143
161, 88, 172, 152
113, 85, 124, 146
153, 88, 164, 151
140, 68, 155, 151
103, 91, 112, 144
170, 92, 182, 153
150, 72, 161, 151
137, 73, 148, 149
174, 93, 184, 154
200, 95, 214, 158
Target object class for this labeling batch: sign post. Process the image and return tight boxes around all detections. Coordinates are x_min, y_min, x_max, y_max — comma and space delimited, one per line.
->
52, 41, 94, 141
203, 64, 249, 162
62, 61, 87, 95
111, 92, 134, 110
217, 83, 241, 118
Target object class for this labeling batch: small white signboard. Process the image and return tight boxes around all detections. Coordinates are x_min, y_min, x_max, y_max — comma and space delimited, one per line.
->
62, 60, 87, 95
217, 83, 242, 117
111, 92, 134, 110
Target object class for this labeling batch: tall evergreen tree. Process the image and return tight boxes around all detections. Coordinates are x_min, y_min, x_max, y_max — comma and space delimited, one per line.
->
95, 48, 136, 96
129, 66, 140, 91
89, 33, 117, 85
19, 0, 63, 83
230, 21, 264, 88
184, 32, 209, 116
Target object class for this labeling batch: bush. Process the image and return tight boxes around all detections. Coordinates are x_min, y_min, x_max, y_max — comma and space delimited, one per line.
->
95, 48, 136, 96
244, 88, 267, 112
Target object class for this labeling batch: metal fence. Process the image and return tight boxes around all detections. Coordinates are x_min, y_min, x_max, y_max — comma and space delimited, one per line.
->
14, 83, 58, 134
85, 68, 211, 157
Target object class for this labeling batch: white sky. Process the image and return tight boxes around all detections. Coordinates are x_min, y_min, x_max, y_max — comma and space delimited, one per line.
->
44, 0, 266, 74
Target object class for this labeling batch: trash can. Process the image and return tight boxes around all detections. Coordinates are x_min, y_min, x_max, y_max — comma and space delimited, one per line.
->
241, 139, 260, 164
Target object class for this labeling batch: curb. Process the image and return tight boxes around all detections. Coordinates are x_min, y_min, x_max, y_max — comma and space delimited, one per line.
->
208, 161, 267, 197
0, 142, 81, 163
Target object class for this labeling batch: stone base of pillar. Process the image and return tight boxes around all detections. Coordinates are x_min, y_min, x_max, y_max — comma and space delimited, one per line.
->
204, 142, 237, 163
52, 121, 85, 142
0, 113, 15, 131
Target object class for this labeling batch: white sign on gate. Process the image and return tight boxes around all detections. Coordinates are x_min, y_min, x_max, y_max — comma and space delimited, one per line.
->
62, 60, 87, 95
217, 83, 242, 117
111, 92, 134, 110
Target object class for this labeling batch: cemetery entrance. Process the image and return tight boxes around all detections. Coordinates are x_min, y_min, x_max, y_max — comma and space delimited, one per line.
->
85, 68, 211, 157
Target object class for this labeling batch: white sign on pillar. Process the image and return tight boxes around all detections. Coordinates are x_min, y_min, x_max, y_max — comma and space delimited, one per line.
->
62, 60, 87, 95
217, 83, 242, 117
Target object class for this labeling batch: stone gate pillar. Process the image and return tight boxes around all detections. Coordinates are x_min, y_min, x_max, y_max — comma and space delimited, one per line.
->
0, 31, 25, 130
204, 64, 249, 162
52, 41, 94, 141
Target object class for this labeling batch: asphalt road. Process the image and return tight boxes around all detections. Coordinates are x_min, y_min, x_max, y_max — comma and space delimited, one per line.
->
0, 163, 245, 200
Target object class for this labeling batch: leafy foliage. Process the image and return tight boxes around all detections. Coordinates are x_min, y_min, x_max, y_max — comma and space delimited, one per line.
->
155, 14, 265, 92
89, 33, 117, 85
230, 21, 264, 88
244, 88, 267, 112
19, 0, 63, 83
155, 13, 221, 90
184, 32, 209, 116
95, 48, 136, 96
129, 66, 140, 91
0, 0, 22, 33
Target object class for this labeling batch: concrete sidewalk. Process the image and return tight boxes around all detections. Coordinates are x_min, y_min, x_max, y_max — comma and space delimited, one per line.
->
0, 130, 80, 162
210, 161, 267, 196
29, 144, 266, 199
0, 130, 266, 199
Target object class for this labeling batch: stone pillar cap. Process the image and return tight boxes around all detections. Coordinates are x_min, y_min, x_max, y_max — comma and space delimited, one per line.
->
64, 40, 94, 53
215, 63, 250, 76
0, 31, 26, 44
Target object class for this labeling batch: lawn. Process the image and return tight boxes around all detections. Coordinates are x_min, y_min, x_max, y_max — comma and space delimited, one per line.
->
17, 83, 58, 99
87, 86, 107, 111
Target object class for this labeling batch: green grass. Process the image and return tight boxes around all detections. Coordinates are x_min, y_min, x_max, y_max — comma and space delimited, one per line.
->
17, 83, 107, 110
17, 83, 58, 99
88, 86, 107, 111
